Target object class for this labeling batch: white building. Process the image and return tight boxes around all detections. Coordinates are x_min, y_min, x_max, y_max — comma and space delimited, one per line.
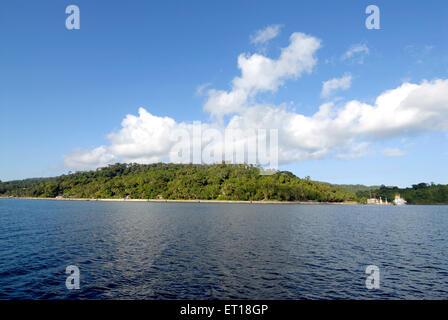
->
393, 194, 407, 205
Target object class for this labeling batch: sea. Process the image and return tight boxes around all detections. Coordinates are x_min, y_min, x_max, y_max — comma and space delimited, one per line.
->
1, 199, 447, 299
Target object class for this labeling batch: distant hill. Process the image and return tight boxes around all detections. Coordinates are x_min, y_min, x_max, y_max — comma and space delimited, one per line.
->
323, 182, 448, 204
355, 183, 448, 204
0, 163, 357, 202
323, 183, 381, 193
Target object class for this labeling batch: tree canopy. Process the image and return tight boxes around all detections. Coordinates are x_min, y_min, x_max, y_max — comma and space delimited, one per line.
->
3, 163, 446, 204
0, 163, 357, 202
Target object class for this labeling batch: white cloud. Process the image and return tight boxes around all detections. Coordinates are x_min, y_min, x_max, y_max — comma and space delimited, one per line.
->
250, 24, 282, 45
342, 44, 370, 64
195, 83, 211, 96
106, 108, 180, 162
382, 148, 406, 158
321, 74, 352, 98
63, 31, 448, 171
64, 79, 448, 170
336, 143, 370, 160
63, 146, 116, 171
204, 32, 321, 119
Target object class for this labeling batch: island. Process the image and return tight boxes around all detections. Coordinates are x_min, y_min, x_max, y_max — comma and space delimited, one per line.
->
1, 163, 447, 204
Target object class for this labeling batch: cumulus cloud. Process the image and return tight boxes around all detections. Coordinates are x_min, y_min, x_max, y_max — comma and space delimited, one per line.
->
106, 109, 180, 163
63, 31, 448, 171
227, 79, 448, 162
321, 74, 352, 98
250, 24, 282, 45
204, 32, 321, 119
65, 79, 448, 170
342, 44, 369, 64
63, 146, 116, 171
382, 148, 406, 157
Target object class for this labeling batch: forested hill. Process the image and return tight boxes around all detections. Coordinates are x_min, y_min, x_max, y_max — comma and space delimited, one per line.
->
0, 163, 357, 202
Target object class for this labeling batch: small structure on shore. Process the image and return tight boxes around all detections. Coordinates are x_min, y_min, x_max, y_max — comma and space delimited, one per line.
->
367, 194, 390, 205
393, 194, 407, 205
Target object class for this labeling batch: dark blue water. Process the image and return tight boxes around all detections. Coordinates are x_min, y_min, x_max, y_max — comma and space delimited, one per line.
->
0, 199, 447, 299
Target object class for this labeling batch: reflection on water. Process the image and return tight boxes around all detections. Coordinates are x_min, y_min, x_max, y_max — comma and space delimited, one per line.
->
0, 199, 447, 299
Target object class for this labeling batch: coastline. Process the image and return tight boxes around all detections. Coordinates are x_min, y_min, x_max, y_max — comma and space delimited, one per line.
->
0, 196, 360, 205
4, 196, 447, 205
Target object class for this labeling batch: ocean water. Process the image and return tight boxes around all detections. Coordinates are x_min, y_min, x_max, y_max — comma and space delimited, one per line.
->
0, 199, 447, 299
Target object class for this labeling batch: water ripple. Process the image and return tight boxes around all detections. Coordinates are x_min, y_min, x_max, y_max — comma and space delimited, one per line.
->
0, 199, 448, 299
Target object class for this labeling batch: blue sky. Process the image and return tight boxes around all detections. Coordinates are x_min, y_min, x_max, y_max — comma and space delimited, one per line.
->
1, 0, 447, 186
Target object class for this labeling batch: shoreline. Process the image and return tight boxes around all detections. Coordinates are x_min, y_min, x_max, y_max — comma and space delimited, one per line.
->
3, 197, 446, 205
0, 196, 361, 205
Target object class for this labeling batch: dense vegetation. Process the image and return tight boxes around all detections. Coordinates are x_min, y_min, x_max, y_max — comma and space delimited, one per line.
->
326, 184, 380, 193
0, 163, 357, 202
355, 183, 448, 204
